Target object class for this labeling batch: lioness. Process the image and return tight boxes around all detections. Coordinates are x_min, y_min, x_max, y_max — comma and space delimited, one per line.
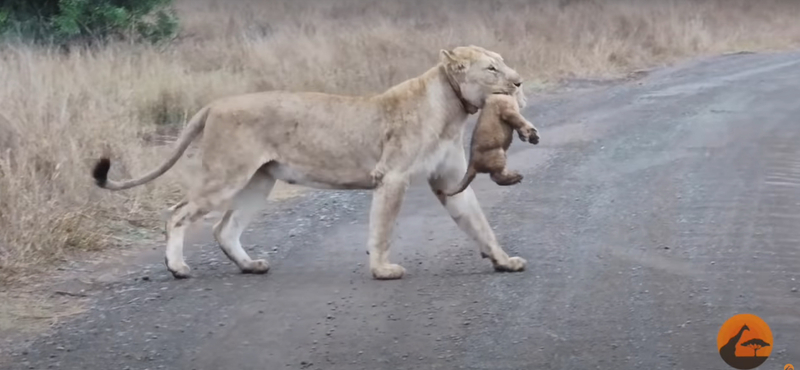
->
445, 88, 540, 197
91, 45, 528, 280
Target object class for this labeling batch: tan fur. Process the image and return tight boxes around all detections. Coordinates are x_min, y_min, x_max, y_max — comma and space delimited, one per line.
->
446, 89, 540, 196
91, 45, 528, 280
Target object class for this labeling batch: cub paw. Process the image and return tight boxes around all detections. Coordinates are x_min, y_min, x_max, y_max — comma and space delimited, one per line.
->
492, 171, 524, 186
519, 127, 540, 145
370, 167, 386, 187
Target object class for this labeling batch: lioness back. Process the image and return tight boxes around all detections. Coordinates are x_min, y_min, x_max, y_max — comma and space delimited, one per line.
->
206, 90, 386, 162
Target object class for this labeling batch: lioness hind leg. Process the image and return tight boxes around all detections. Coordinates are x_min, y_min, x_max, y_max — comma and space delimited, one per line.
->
165, 200, 205, 279
213, 169, 275, 274
165, 175, 256, 279
429, 145, 526, 273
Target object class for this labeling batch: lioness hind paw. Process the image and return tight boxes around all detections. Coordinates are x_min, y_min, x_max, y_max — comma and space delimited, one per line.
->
241, 259, 270, 274
371, 263, 406, 280
493, 256, 526, 272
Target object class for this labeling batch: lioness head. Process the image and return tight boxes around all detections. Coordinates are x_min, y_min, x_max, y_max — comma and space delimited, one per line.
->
439, 45, 523, 110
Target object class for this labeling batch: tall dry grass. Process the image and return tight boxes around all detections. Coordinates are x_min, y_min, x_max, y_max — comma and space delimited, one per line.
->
1, 0, 800, 282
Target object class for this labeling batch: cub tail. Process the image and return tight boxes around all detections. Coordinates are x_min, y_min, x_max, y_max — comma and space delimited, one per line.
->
445, 166, 478, 197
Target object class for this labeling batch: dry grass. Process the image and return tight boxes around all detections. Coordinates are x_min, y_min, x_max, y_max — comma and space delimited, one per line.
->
1, 0, 800, 282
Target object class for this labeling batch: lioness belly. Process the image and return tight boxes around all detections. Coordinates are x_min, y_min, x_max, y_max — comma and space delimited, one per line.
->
265, 162, 377, 190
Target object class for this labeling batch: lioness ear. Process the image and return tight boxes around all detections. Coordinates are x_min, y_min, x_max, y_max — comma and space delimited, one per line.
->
440, 49, 457, 64
440, 49, 465, 71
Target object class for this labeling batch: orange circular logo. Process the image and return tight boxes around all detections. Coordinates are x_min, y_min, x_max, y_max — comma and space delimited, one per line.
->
785, 365, 794, 370
717, 313, 773, 369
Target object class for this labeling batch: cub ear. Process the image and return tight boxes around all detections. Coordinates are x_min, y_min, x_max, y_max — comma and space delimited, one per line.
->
440, 49, 466, 71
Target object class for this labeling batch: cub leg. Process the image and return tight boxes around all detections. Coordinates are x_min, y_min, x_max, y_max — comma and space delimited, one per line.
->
501, 109, 540, 144
483, 148, 523, 186
490, 170, 524, 186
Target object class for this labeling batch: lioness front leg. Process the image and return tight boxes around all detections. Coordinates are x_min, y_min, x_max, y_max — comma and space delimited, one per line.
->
367, 174, 409, 280
429, 145, 526, 272
371, 131, 418, 187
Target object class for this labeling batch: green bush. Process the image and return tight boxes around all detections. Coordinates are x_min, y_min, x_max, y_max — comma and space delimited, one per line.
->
0, 0, 179, 45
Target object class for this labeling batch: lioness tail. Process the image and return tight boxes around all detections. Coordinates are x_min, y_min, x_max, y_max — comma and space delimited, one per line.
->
92, 106, 211, 191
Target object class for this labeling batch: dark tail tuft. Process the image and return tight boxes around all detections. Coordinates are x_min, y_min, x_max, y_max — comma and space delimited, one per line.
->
92, 157, 111, 188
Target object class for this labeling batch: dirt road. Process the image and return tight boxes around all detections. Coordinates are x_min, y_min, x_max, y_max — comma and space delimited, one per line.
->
4, 51, 800, 370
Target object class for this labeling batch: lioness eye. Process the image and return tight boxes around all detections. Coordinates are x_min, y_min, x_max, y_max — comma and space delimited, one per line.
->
488, 66, 497, 72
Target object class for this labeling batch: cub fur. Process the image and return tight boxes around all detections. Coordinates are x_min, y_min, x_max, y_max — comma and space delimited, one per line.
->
446, 89, 539, 196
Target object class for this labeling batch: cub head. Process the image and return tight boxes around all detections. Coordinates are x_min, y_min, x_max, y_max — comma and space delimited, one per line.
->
439, 45, 523, 111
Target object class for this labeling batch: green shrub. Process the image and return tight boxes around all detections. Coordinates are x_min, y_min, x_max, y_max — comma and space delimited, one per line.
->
0, 0, 179, 45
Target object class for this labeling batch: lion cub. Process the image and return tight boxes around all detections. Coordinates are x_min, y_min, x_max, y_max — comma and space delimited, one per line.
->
445, 90, 539, 196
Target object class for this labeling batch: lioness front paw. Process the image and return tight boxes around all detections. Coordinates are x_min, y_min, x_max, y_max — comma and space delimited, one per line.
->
371, 263, 406, 280
493, 256, 526, 272
166, 259, 192, 279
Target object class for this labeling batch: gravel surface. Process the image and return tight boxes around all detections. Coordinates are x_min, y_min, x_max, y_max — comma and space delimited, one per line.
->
3, 50, 800, 370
